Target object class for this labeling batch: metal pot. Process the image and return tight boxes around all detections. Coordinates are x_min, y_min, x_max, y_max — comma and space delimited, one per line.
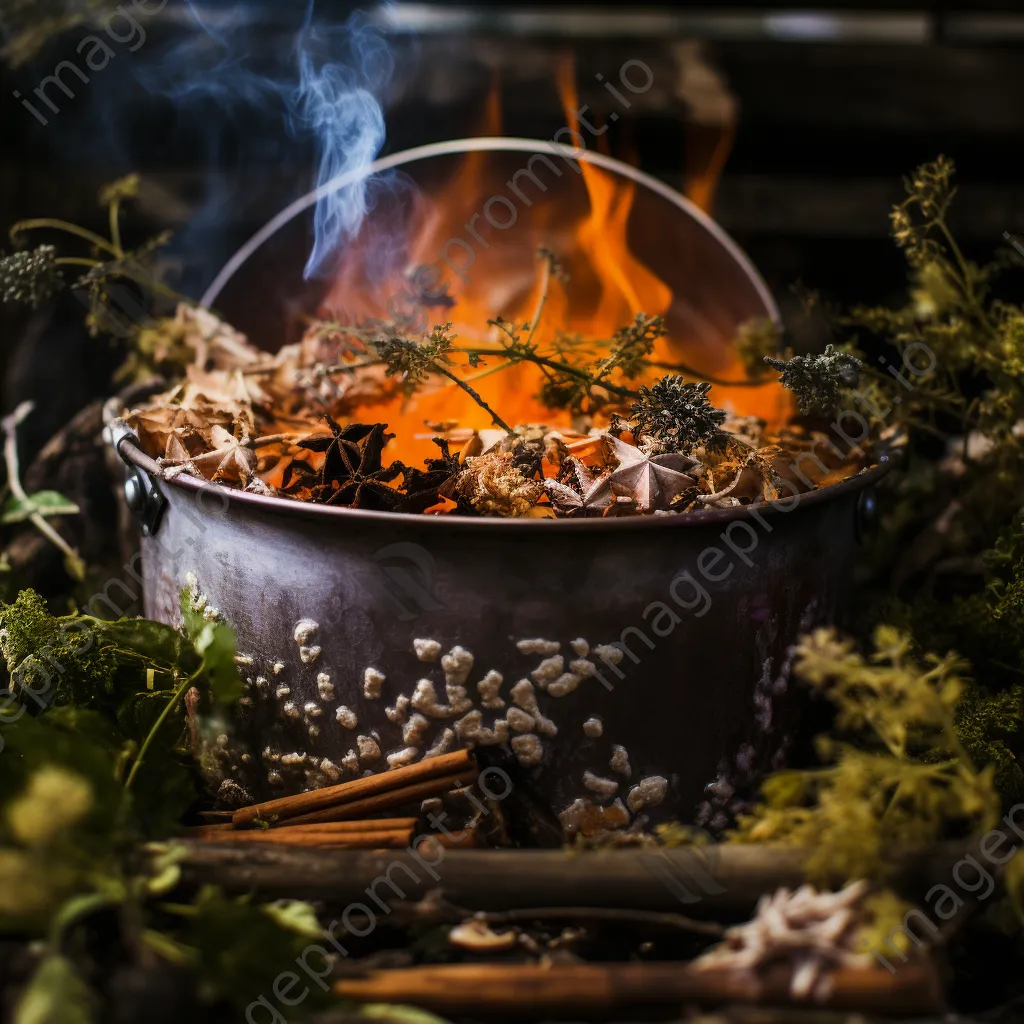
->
109, 139, 888, 834
112, 426, 890, 832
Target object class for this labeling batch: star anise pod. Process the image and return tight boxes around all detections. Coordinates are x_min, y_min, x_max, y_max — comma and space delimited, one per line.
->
298, 418, 404, 511
543, 456, 614, 517
398, 437, 464, 513
602, 434, 697, 513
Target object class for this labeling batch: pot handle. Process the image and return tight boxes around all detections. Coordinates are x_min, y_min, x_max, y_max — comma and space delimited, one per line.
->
106, 419, 167, 537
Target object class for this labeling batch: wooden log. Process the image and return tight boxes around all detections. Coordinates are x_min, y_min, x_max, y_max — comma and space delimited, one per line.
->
232, 750, 473, 827
332, 961, 945, 1016
177, 842, 979, 914
283, 771, 475, 825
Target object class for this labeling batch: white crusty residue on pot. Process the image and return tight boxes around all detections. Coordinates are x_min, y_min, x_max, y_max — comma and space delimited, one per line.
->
411, 678, 457, 718
363, 667, 385, 699
610, 745, 632, 777
511, 733, 543, 766
582, 716, 603, 738
476, 669, 505, 709
626, 775, 668, 813
385, 694, 410, 724
317, 672, 335, 700
413, 638, 442, 661
509, 679, 557, 737
506, 707, 534, 733
455, 710, 510, 747
547, 671, 582, 698
558, 796, 630, 836
335, 705, 358, 729
293, 619, 322, 664
583, 770, 619, 799
357, 734, 381, 761
424, 728, 455, 759
445, 683, 473, 716
516, 638, 560, 655
387, 745, 420, 769
593, 644, 624, 666
569, 658, 595, 678
403, 712, 431, 746
530, 655, 564, 688
441, 645, 474, 686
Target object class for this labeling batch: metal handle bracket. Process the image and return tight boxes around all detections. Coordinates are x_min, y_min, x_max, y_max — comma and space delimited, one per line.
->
106, 419, 167, 537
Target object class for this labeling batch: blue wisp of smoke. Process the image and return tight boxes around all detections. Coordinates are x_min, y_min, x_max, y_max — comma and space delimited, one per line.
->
139, 1, 392, 285
293, 13, 390, 280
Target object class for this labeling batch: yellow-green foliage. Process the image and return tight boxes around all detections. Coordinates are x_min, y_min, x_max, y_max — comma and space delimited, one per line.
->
731, 626, 1002, 883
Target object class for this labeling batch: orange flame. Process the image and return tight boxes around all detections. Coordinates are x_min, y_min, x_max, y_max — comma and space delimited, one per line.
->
318, 63, 786, 466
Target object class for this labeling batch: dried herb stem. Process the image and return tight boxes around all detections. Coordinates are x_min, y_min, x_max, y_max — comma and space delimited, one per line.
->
12, 218, 119, 257
1, 401, 85, 579
109, 198, 123, 255
434, 364, 514, 434
124, 666, 200, 790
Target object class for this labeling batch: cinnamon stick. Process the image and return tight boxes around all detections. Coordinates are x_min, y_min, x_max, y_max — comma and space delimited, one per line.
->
333, 962, 944, 1016
185, 817, 419, 837
232, 749, 474, 827
284, 769, 475, 825
196, 829, 412, 849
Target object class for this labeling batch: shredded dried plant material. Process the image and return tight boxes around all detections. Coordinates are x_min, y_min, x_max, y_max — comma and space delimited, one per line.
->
121, 275, 872, 518
693, 881, 875, 1001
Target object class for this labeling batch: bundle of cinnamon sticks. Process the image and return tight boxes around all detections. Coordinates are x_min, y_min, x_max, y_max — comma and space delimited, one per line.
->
186, 749, 477, 851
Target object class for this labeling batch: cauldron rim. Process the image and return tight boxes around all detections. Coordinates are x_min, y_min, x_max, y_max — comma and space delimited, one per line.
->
117, 433, 894, 533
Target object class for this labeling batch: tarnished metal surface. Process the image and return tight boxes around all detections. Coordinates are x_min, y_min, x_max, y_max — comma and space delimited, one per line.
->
118, 435, 891, 830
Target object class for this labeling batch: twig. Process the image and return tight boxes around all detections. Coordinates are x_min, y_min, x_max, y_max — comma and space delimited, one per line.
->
109, 198, 123, 256
1, 401, 85, 580
12, 218, 119, 256
433, 365, 514, 435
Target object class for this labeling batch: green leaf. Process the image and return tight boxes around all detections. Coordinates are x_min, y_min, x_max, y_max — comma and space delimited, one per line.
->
50, 892, 124, 944
261, 899, 324, 939
13, 954, 94, 1024
194, 620, 243, 705
1, 491, 79, 524
360, 1006, 453, 1024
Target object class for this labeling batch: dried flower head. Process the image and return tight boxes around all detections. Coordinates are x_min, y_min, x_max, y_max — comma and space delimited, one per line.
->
0, 245, 61, 307
372, 322, 455, 389
764, 345, 862, 415
441, 449, 544, 517
630, 375, 727, 454
890, 156, 956, 267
